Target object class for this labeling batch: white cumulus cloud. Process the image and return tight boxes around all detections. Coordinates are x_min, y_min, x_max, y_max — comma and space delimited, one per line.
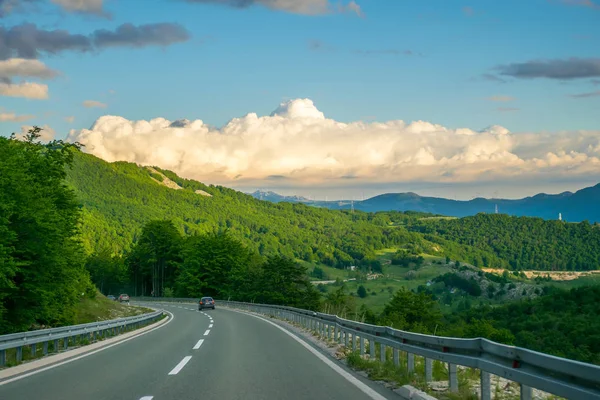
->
15, 124, 56, 142
0, 58, 58, 79
0, 81, 48, 99
83, 100, 107, 108
67, 98, 600, 188
0, 111, 35, 122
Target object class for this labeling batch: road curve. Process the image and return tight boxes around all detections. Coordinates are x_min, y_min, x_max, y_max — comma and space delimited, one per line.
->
0, 303, 394, 400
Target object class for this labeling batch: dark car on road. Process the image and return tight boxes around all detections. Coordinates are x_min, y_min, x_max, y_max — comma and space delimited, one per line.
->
118, 294, 130, 303
199, 297, 215, 310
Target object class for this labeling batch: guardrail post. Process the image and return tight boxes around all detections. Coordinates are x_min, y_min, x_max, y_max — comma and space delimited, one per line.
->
344, 330, 349, 348
64, 337, 68, 350
480, 371, 491, 400
30, 343, 36, 357
520, 384, 533, 400
449, 363, 458, 392
16, 346, 22, 362
425, 358, 433, 382
43, 341, 48, 355
360, 336, 365, 355
407, 352, 415, 373
380, 343, 386, 363
54, 339, 59, 353
393, 347, 399, 366
369, 339, 375, 358
335, 325, 340, 343
352, 333, 356, 351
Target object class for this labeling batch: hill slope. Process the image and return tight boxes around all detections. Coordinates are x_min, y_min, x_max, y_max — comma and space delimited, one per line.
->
251, 184, 600, 223
66, 152, 449, 265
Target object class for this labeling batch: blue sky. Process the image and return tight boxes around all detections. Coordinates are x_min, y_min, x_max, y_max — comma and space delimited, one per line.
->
1, 0, 599, 199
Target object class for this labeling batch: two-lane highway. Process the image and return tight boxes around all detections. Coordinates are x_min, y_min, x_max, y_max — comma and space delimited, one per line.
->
0, 303, 393, 400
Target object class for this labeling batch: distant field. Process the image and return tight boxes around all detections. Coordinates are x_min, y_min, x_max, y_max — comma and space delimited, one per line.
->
483, 268, 600, 281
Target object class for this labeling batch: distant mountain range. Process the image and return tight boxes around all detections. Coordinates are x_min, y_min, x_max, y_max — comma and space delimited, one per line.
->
250, 184, 600, 223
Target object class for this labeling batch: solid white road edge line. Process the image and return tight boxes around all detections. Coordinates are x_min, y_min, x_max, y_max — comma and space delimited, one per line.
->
193, 339, 204, 350
0, 311, 174, 387
224, 308, 389, 400
168, 356, 192, 375
203, 329, 210, 336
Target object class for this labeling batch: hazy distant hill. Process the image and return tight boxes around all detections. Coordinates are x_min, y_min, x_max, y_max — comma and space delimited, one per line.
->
250, 190, 311, 203
251, 184, 600, 223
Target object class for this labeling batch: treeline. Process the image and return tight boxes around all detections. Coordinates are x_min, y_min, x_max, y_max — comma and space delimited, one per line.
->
408, 213, 600, 271
0, 130, 94, 334
89, 220, 321, 309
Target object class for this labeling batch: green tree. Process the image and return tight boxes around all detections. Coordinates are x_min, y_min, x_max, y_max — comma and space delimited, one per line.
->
379, 288, 442, 333
128, 220, 182, 297
357, 285, 367, 298
0, 128, 92, 333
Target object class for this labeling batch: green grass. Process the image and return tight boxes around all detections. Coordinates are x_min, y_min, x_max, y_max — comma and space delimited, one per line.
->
75, 291, 153, 324
544, 274, 600, 290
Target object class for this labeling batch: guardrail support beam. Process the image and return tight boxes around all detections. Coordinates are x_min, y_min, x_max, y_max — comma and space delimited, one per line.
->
520, 384, 533, 400
16, 346, 22, 362
380, 343, 386, 363
360, 336, 365, 355
30, 343, 36, 357
393, 347, 399, 366
43, 341, 48, 355
425, 358, 433, 382
369, 339, 375, 358
0, 349, 5, 367
407, 352, 415, 373
480, 371, 491, 400
448, 363, 458, 392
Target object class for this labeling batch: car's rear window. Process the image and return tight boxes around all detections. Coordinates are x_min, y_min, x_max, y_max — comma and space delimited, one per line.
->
201, 297, 213, 301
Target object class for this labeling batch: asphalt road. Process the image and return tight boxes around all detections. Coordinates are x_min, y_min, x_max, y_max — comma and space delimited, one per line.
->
0, 303, 394, 400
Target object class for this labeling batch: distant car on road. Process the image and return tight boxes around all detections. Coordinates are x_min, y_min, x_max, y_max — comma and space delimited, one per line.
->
107, 295, 116, 301
118, 294, 130, 303
199, 297, 215, 310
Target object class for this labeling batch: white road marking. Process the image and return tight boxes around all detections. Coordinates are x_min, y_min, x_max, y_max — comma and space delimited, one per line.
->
224, 308, 388, 400
208, 324, 213, 328
140, 397, 154, 400
204, 329, 210, 336
168, 356, 192, 375
193, 339, 204, 350
0, 311, 175, 386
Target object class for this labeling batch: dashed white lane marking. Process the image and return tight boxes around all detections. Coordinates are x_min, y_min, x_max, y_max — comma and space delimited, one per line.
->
140, 396, 153, 400
208, 324, 213, 328
168, 356, 192, 375
225, 309, 388, 400
203, 329, 210, 336
193, 339, 204, 350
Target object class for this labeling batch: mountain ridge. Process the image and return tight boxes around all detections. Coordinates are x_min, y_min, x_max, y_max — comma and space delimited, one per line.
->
250, 184, 600, 222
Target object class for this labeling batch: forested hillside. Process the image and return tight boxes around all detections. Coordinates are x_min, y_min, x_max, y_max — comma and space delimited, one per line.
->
407, 214, 600, 271
66, 152, 478, 268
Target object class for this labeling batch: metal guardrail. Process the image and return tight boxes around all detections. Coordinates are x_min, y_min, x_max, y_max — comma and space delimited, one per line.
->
133, 297, 600, 400
0, 309, 164, 367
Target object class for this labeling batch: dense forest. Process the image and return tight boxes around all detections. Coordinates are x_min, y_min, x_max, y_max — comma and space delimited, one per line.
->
407, 214, 600, 271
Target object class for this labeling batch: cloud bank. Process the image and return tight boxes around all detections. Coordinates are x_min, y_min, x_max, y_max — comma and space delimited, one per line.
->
67, 99, 600, 189
183, 0, 362, 16
497, 58, 600, 80
0, 23, 190, 60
